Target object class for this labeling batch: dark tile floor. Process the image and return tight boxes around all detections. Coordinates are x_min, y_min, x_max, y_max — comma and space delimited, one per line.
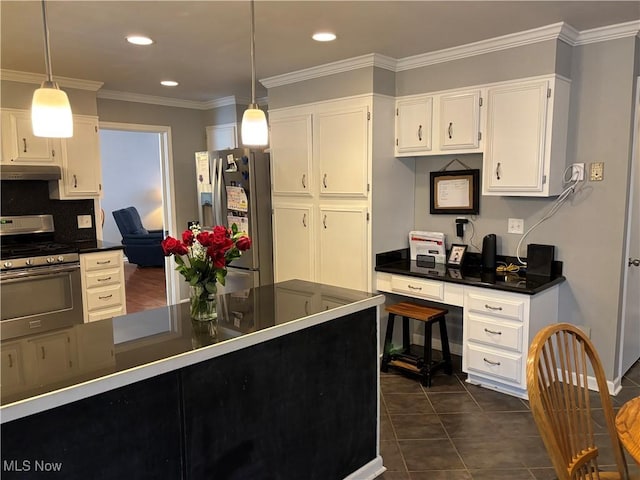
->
377, 355, 640, 480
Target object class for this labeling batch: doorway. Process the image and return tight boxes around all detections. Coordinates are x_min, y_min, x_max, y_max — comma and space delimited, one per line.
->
98, 122, 179, 309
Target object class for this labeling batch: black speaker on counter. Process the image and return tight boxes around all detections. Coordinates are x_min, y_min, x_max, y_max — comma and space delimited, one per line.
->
481, 234, 497, 270
527, 244, 555, 277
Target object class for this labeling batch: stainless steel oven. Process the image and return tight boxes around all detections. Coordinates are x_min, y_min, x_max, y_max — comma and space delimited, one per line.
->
0, 215, 84, 340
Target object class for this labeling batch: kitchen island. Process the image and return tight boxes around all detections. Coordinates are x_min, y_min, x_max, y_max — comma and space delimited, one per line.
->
1, 280, 386, 480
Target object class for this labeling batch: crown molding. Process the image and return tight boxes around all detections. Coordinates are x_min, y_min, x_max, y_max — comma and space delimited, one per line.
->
575, 20, 640, 45
261, 53, 397, 89
97, 89, 208, 110
0, 69, 103, 91
397, 22, 573, 71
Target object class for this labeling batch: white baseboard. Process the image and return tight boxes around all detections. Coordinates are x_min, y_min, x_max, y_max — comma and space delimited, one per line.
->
343, 456, 385, 480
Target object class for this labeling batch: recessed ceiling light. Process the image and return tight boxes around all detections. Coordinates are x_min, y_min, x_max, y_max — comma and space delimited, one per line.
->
161, 80, 179, 87
126, 35, 154, 46
312, 32, 337, 42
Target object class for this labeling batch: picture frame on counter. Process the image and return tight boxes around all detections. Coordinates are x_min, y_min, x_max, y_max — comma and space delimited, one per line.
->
430, 169, 480, 215
447, 244, 467, 267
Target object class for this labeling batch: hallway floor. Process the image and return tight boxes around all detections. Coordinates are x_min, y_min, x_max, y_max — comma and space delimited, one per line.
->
377, 356, 640, 479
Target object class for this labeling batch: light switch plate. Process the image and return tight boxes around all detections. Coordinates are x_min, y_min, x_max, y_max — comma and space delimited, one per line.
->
77, 215, 92, 229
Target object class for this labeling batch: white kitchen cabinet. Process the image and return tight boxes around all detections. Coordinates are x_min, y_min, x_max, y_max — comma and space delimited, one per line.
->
318, 206, 369, 292
80, 250, 127, 322
316, 103, 369, 197
49, 115, 103, 199
25, 328, 77, 384
206, 123, 238, 151
275, 285, 317, 323
1, 341, 27, 394
395, 96, 432, 156
272, 204, 314, 283
269, 111, 313, 196
483, 76, 570, 197
0, 108, 60, 164
439, 90, 482, 151
462, 285, 559, 397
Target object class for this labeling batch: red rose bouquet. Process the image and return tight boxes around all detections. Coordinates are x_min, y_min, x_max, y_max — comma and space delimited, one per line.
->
161, 223, 252, 320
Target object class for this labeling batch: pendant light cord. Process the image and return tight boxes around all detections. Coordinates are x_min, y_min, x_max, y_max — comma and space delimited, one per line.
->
249, 0, 257, 108
40, 0, 54, 84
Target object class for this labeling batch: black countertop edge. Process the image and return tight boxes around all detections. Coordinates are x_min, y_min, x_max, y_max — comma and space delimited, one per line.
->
73, 240, 124, 254
375, 249, 565, 295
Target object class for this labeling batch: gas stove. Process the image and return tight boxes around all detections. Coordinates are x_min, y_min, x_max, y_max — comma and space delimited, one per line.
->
0, 215, 79, 271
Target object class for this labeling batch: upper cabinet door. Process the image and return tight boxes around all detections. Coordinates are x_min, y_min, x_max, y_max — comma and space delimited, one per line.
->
270, 112, 313, 197
483, 78, 568, 196
439, 90, 482, 151
1, 109, 59, 164
51, 116, 102, 199
206, 124, 238, 151
395, 97, 432, 156
315, 103, 369, 198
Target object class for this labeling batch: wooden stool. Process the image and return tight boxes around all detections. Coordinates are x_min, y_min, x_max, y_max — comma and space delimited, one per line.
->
381, 302, 452, 387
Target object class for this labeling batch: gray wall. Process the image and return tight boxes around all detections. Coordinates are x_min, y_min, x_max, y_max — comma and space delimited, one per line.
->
96, 99, 207, 236
100, 130, 163, 244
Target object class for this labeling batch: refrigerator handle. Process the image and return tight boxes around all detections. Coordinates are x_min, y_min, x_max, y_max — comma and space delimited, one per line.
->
215, 156, 224, 226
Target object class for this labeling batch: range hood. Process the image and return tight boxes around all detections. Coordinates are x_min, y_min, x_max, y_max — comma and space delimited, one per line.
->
0, 165, 62, 181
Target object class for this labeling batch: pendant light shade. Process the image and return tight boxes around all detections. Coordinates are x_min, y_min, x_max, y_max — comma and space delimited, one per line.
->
241, 0, 268, 146
241, 106, 268, 146
32, 0, 73, 138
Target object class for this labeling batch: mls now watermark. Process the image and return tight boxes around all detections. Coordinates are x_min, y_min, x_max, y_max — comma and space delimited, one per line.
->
3, 459, 63, 472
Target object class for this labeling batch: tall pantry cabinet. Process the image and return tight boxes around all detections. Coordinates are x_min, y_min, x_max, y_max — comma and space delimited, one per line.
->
270, 95, 413, 292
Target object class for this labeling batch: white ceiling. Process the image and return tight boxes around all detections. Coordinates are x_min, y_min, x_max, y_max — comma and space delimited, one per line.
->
2, 1, 639, 104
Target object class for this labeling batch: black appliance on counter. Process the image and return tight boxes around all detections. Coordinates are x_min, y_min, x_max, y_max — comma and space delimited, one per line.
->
527, 244, 555, 277
0, 214, 84, 340
481, 234, 497, 270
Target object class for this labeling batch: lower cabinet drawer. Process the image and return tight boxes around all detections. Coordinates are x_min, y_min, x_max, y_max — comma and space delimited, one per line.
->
86, 285, 123, 312
84, 268, 121, 289
82, 251, 122, 272
391, 275, 444, 301
466, 343, 522, 384
466, 314, 523, 352
87, 305, 125, 323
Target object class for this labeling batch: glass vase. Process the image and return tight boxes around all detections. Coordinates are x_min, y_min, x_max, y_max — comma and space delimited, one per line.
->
189, 284, 217, 322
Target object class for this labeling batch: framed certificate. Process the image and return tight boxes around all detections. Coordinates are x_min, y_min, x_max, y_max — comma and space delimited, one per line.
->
430, 169, 480, 215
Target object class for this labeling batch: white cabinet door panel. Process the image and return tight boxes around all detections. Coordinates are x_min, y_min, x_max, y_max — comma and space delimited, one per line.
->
270, 113, 313, 196
395, 97, 432, 155
272, 204, 314, 283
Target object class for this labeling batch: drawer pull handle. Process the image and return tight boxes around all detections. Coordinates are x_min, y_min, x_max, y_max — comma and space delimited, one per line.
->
301, 174, 306, 189
96, 260, 112, 265
484, 328, 502, 335
98, 294, 113, 300
8, 354, 13, 368
408, 285, 423, 291
484, 304, 503, 311
97, 276, 112, 282
483, 357, 501, 366
41, 347, 46, 359
23, 138, 28, 152
417, 125, 423, 141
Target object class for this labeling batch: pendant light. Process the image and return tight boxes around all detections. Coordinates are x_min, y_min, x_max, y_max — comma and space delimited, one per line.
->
241, 0, 268, 146
31, 0, 73, 138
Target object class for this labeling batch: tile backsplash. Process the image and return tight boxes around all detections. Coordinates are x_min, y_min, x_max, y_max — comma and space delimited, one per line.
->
1, 180, 97, 243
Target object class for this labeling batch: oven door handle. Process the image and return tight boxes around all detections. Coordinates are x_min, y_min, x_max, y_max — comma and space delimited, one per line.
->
0, 264, 80, 282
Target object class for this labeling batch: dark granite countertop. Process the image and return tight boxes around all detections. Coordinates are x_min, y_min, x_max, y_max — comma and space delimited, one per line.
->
1, 280, 383, 419
73, 239, 124, 254
376, 249, 565, 295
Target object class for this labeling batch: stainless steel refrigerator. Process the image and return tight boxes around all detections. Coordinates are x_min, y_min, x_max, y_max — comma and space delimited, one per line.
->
195, 148, 273, 294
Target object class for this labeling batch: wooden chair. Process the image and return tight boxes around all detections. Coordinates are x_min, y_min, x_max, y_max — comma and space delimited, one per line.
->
526, 323, 634, 480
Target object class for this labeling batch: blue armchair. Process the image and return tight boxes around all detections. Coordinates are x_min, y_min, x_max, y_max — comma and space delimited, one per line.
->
112, 207, 165, 267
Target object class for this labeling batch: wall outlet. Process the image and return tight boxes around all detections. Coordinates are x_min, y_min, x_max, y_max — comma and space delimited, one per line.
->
590, 162, 604, 181
570, 163, 585, 181
508, 218, 524, 234
77, 215, 92, 229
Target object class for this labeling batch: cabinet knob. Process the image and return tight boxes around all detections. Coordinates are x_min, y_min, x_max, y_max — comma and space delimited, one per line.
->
629, 258, 640, 267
